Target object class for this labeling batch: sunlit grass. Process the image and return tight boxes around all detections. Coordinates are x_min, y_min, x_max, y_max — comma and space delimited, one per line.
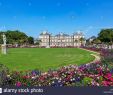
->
0, 48, 95, 71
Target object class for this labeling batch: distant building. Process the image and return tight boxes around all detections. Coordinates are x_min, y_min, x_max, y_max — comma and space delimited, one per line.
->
39, 30, 86, 47
88, 36, 96, 43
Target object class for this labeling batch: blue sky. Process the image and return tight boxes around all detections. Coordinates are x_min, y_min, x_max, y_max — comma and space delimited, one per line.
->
0, 0, 113, 38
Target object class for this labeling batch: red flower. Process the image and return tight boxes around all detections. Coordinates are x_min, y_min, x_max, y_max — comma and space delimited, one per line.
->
23, 83, 27, 86
22, 76, 30, 79
110, 77, 113, 82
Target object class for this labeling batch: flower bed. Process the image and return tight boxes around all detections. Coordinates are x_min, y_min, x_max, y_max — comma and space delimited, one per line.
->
81, 46, 103, 53
2, 61, 113, 87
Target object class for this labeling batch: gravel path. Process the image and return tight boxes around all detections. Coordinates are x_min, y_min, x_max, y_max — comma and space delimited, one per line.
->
79, 48, 101, 63
90, 54, 101, 62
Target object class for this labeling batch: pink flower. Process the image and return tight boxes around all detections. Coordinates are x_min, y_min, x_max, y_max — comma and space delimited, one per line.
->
102, 81, 111, 86
104, 73, 112, 79
16, 82, 22, 87
96, 61, 101, 64
107, 73, 112, 78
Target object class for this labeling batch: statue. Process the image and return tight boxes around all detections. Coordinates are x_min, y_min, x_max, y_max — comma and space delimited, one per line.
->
1, 33, 7, 54
2, 33, 6, 45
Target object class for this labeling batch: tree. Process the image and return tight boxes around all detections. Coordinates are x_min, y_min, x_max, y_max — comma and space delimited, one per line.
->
92, 38, 101, 44
98, 29, 113, 43
35, 39, 41, 46
0, 30, 28, 45
0, 32, 6, 44
28, 36, 34, 44
79, 37, 85, 45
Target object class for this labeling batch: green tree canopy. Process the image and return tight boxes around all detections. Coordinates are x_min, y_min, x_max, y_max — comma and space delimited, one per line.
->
28, 36, 34, 44
0, 30, 34, 45
92, 38, 101, 44
98, 29, 113, 43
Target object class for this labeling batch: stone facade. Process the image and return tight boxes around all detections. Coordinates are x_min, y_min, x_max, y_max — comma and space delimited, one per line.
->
39, 31, 86, 47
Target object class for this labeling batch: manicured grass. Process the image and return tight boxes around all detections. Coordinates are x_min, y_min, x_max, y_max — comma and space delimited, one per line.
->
0, 48, 95, 71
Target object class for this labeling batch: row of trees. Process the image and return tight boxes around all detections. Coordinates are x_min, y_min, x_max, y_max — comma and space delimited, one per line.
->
0, 30, 34, 45
87, 28, 113, 46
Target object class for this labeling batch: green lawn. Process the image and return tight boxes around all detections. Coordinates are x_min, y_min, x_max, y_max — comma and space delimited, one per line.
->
0, 48, 95, 71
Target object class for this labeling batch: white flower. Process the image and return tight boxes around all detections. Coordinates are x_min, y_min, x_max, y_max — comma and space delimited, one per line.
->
70, 79, 73, 81
96, 83, 100, 86
58, 80, 61, 83
7, 75, 10, 77
97, 77, 100, 79
39, 84, 41, 86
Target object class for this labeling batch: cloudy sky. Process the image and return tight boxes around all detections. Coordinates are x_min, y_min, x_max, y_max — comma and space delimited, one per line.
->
0, 0, 113, 38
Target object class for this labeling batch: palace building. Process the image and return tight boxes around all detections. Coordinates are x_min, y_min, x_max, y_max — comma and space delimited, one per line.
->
39, 30, 86, 47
